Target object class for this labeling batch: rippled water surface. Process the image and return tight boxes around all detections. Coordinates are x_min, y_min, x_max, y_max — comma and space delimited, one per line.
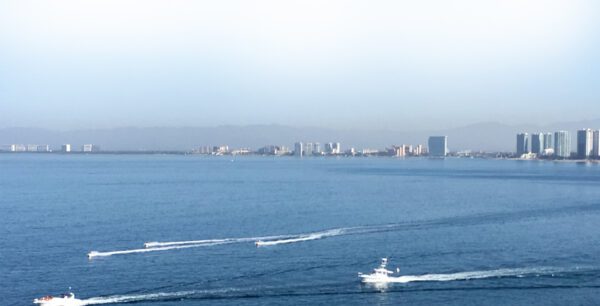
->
2, 154, 600, 305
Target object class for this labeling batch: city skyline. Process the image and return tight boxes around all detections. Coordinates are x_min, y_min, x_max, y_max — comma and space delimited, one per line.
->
2, 118, 600, 152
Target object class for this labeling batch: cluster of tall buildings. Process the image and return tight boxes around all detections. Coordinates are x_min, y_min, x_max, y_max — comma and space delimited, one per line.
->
256, 145, 290, 155
294, 142, 341, 157
4, 136, 453, 157
516, 132, 559, 157
0, 143, 99, 153
576, 129, 600, 159
388, 144, 426, 157
0, 144, 51, 152
194, 145, 230, 155
516, 129, 600, 159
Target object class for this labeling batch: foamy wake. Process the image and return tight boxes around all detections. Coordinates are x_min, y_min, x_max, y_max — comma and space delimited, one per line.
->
88, 229, 349, 258
87, 241, 229, 258
74, 266, 574, 304
143, 234, 291, 248
256, 229, 346, 246
81, 290, 196, 305
366, 267, 568, 284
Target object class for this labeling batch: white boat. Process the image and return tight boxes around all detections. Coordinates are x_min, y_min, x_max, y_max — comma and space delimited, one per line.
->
33, 292, 83, 306
358, 258, 400, 283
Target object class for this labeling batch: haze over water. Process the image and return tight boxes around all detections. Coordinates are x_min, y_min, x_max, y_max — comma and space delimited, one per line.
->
2, 154, 600, 305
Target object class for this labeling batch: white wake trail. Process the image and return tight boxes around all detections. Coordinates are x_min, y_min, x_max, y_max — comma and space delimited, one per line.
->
81, 290, 196, 305
144, 234, 291, 248
144, 239, 233, 248
371, 267, 567, 284
88, 241, 228, 259
89, 228, 350, 258
255, 229, 346, 246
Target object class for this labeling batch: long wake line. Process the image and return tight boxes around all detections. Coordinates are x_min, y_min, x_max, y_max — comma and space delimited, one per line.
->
88, 229, 352, 258
75, 266, 579, 305
88, 203, 598, 258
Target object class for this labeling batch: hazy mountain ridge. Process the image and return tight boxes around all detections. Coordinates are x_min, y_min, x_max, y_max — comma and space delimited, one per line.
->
1, 120, 599, 152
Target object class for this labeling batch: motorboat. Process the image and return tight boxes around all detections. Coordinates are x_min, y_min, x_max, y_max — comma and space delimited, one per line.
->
358, 258, 400, 283
33, 292, 82, 306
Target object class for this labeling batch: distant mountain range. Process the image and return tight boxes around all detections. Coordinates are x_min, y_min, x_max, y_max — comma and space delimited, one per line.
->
1, 119, 599, 152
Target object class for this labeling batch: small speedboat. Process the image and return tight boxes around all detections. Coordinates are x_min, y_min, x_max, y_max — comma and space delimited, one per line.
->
33, 292, 83, 306
358, 258, 400, 283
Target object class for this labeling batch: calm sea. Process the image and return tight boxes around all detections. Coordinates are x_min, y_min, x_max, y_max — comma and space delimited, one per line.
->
2, 154, 600, 305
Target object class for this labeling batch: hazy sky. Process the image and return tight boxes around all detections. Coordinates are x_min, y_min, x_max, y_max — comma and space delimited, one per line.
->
1, 0, 599, 130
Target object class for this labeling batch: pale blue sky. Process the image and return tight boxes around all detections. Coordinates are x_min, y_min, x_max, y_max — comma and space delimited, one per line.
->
1, 0, 599, 130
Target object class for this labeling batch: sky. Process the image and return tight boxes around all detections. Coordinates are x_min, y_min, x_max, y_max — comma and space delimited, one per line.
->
1, 0, 599, 131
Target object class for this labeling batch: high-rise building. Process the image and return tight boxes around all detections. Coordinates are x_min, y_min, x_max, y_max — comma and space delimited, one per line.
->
11, 144, 26, 152
554, 131, 571, 159
530, 133, 544, 155
333, 142, 341, 154
395, 146, 405, 157
304, 142, 314, 156
294, 142, 303, 157
413, 145, 424, 156
593, 130, 600, 158
428, 136, 448, 157
62, 144, 71, 152
313, 142, 321, 155
543, 133, 553, 150
324, 142, 341, 154
324, 143, 333, 154
577, 129, 594, 159
516, 133, 529, 156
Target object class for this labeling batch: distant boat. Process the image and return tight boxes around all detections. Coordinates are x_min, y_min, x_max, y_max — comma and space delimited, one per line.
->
33, 292, 82, 306
358, 258, 400, 283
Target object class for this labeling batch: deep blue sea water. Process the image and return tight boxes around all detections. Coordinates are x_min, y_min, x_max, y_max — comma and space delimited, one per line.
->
2, 154, 600, 305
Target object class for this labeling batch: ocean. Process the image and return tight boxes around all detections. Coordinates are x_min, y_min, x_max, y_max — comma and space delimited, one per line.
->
2, 154, 600, 305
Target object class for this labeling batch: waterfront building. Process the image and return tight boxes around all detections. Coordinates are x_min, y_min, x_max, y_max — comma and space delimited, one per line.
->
516, 133, 529, 156
554, 131, 571, 158
257, 145, 277, 155
593, 130, 600, 158
577, 129, 594, 159
304, 143, 313, 156
278, 146, 290, 155
61, 144, 71, 152
428, 136, 448, 157
413, 145, 424, 156
231, 148, 251, 155
294, 142, 303, 157
362, 148, 379, 155
395, 146, 405, 157
11, 144, 26, 152
82, 144, 99, 152
530, 133, 544, 155
313, 142, 321, 155
36, 145, 50, 152
324, 142, 341, 155
324, 143, 333, 154
196, 146, 213, 154
543, 133, 553, 151
333, 142, 341, 154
